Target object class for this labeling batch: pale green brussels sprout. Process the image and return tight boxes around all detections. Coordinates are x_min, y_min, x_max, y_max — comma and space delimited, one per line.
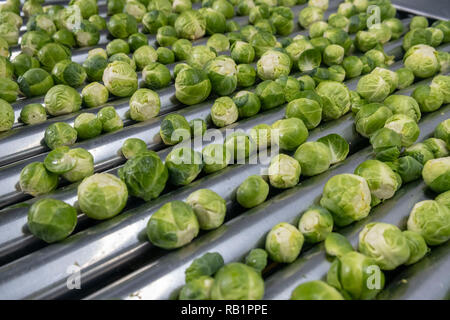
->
102, 61, 138, 97
211, 0, 234, 18
184, 251, 224, 283
27, 198, 77, 243
236, 0, 256, 16
52, 29, 76, 48
107, 13, 138, 39
395, 68, 414, 90
424, 138, 448, 158
286, 98, 322, 130
0, 37, 8, 58
355, 30, 378, 52
285, 39, 313, 67
232, 90, 261, 118
26, 13, 56, 36
437, 51, 450, 74
74, 113, 102, 140
432, 20, 450, 42
355, 103, 393, 138
160, 113, 190, 145
175, 68, 211, 105
156, 25, 178, 47
310, 67, 330, 84
324, 232, 354, 258
179, 276, 214, 300
121, 138, 147, 160
248, 4, 270, 24
297, 48, 321, 72
211, 262, 264, 300
0, 77, 18, 102
256, 49, 291, 81
206, 34, 229, 53
291, 281, 344, 300
70, 0, 98, 18
199, 7, 226, 35
224, 132, 256, 161
78, 173, 128, 220
20, 30, 51, 56
294, 141, 331, 177
435, 119, 450, 149
106, 39, 130, 56
81, 82, 109, 109
148, 0, 171, 14
328, 65, 346, 83
231, 41, 255, 64
268, 154, 301, 189
141, 62, 171, 90
430, 75, 450, 104
323, 28, 352, 52
226, 20, 240, 33
97, 106, 123, 132
410, 16, 428, 30
186, 189, 226, 230
394, 155, 424, 183
236, 174, 269, 209
322, 44, 344, 67
249, 31, 278, 58
108, 53, 136, 71
383, 95, 421, 123
403, 230, 429, 265
317, 133, 349, 164
402, 28, 432, 52
172, 39, 192, 61
0, 22, 18, 45
187, 45, 216, 69
189, 118, 207, 137
0, 98, 14, 132
327, 251, 385, 300
342, 56, 363, 79
51, 60, 87, 88
210, 97, 238, 128
19, 162, 58, 197
44, 146, 75, 174
142, 10, 167, 34
173, 63, 191, 79
298, 6, 323, 29
236, 63, 256, 87
89, 14, 106, 31
308, 21, 328, 38
265, 222, 304, 263
129, 88, 160, 122
436, 190, 450, 211
354, 159, 400, 201
107, 0, 125, 15
118, 150, 168, 201
382, 18, 404, 40
422, 157, 450, 193
37, 43, 71, 72
0, 11, 22, 29
407, 200, 450, 245
273, 75, 299, 103
328, 13, 349, 32
20, 103, 46, 125
240, 25, 259, 42
404, 143, 434, 165
205, 56, 237, 96
403, 44, 439, 78
249, 123, 272, 150
44, 122, 77, 150
315, 80, 351, 120
298, 206, 333, 243
370, 127, 402, 162
356, 74, 390, 103
310, 37, 331, 54
165, 147, 203, 186
202, 143, 231, 173
255, 80, 285, 110
124, 0, 146, 22
82, 54, 108, 82
371, 67, 398, 94
61, 148, 94, 182
44, 85, 81, 116
270, 6, 294, 36
244, 248, 268, 273
427, 27, 444, 47
360, 55, 375, 74
384, 114, 420, 147
133, 45, 158, 70
73, 20, 100, 47
272, 118, 308, 151
17, 68, 53, 98
320, 173, 371, 227
368, 23, 392, 45
174, 10, 206, 40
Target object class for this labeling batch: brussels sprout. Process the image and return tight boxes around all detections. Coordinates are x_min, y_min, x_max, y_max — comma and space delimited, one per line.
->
285, 39, 313, 67
320, 173, 371, 227
317, 134, 349, 164
249, 31, 278, 58
61, 148, 94, 182
0, 98, 14, 132
395, 68, 414, 90
91, 48, 108, 59
236, 175, 269, 209
175, 68, 211, 105
236, 0, 255, 16
404, 143, 434, 165
350, 90, 366, 114
198, 7, 225, 36
186, 189, 226, 230
236, 63, 256, 88
293, 141, 331, 177
327, 251, 385, 300
383, 95, 421, 123
402, 28, 433, 52
295, 48, 320, 73
255, 49, 291, 81
82, 55, 108, 82
89, 14, 106, 31
172, 39, 192, 61
108, 53, 136, 71
368, 23, 392, 45
424, 138, 448, 158
265, 222, 304, 263
427, 27, 444, 47
205, 56, 237, 96
0, 77, 17, 102
437, 51, 450, 74
17, 68, 54, 98
394, 155, 424, 183
179, 276, 214, 300
321, 44, 343, 67
298, 6, 323, 29
355, 103, 392, 138
80, 82, 108, 109
73, 113, 101, 140
297, 206, 333, 243
121, 138, 147, 160
248, 4, 270, 24
0, 11, 22, 29
44, 84, 81, 116
36, 43, 70, 72
224, 132, 256, 161
308, 20, 328, 38
384, 114, 420, 148
249, 123, 272, 150
51, 60, 87, 88
407, 200, 450, 245
370, 127, 402, 162
142, 10, 167, 34
107, 13, 138, 39
73, 20, 100, 47
285, 98, 321, 130
189, 119, 206, 137
20, 30, 51, 57
19, 162, 58, 197
107, 39, 130, 56
123, 0, 146, 22
432, 20, 450, 42
354, 30, 378, 53
44, 122, 77, 150
430, 75, 450, 104
364, 50, 388, 69
166, 147, 203, 186
403, 44, 439, 78
240, 25, 259, 43
156, 25, 178, 47
12, 54, 39, 79
270, 6, 294, 36
369, 68, 397, 95
210, 262, 264, 300
185, 252, 224, 283
267, 154, 301, 189
19, 103, 46, 125
43, 146, 75, 174
271, 118, 308, 152
291, 280, 344, 300
211, 0, 234, 18
403, 230, 429, 265
383, 17, 404, 40
27, 198, 77, 243
435, 119, 450, 149
107, 0, 125, 15
410, 16, 428, 30
327, 65, 346, 83
132, 45, 158, 71
0, 22, 18, 46
230, 41, 255, 64
255, 80, 284, 110
324, 232, 354, 258
97, 106, 123, 133
173, 63, 191, 79
51, 29, 75, 48
209, 97, 238, 128
436, 190, 450, 211
271, 76, 297, 103
245, 248, 268, 273
230, 91, 260, 119
202, 143, 231, 173
174, 10, 206, 40
422, 157, 450, 193
315, 80, 351, 120
78, 173, 128, 220
155, 47, 174, 65
185, 46, 216, 69
0, 37, 8, 59
140, 63, 170, 90
102, 61, 138, 97
127, 88, 161, 123
160, 113, 191, 145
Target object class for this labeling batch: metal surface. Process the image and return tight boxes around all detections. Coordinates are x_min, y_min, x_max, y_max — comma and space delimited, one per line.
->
392, 0, 450, 21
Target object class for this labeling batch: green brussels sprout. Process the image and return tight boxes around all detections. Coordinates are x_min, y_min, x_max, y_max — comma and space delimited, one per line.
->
27, 198, 77, 243
175, 68, 211, 105
383, 114, 419, 148
210, 97, 238, 128
0, 22, 18, 45
26, 13, 56, 36
431, 75, 450, 104
355, 103, 392, 138
236, 63, 256, 88
322, 44, 344, 67
206, 34, 229, 53
359, 55, 375, 74
350, 90, 366, 114
43, 146, 75, 174
124, 0, 146, 22
294, 141, 331, 177
121, 138, 147, 160
323, 27, 352, 52
89, 14, 106, 31
394, 155, 424, 183
248, 4, 270, 24
435, 119, 450, 149
265, 222, 304, 263
165, 147, 203, 186
172, 39, 192, 61
205, 56, 237, 96
108, 53, 136, 71
19, 103, 46, 125
148, 0, 171, 14
410, 16, 428, 30
37, 43, 71, 72
174, 10, 206, 40
384, 95, 421, 123
147, 200, 199, 249
324, 232, 354, 258
179, 276, 214, 300
255, 80, 285, 110
240, 25, 259, 43
308, 21, 328, 38
271, 118, 308, 151
230, 41, 255, 64
298, 6, 323, 29
249, 123, 272, 150
424, 138, 448, 158
90, 48, 108, 59
107, 13, 138, 39
202, 143, 231, 173
298, 206, 333, 243
272, 75, 299, 103
327, 251, 385, 300
102, 61, 138, 97
249, 31, 278, 58
97, 106, 123, 132
20, 30, 51, 56
407, 200, 450, 245
61, 148, 94, 182
133, 45, 158, 70
395, 68, 414, 90
156, 25, 178, 47
0, 11, 22, 29
320, 173, 371, 227
51, 29, 76, 48
82, 54, 108, 82
211, 262, 264, 300
270, 6, 294, 36
73, 113, 102, 140
355, 30, 378, 52
285, 39, 313, 67
370, 127, 402, 161
370, 68, 397, 95
403, 230, 429, 265
141, 62, 170, 89
402, 28, 432, 52
364, 50, 387, 69
198, 7, 226, 36
368, 23, 392, 45
211, 0, 233, 18
107, 39, 130, 56
0, 37, 8, 59
256, 49, 291, 81
142, 10, 167, 34
437, 51, 450, 74
236, 175, 269, 209
267, 154, 301, 189
297, 48, 321, 73
232, 91, 261, 119
436, 190, 450, 211
224, 132, 255, 162
128, 88, 161, 122
327, 65, 346, 83
404, 143, 434, 165
185, 252, 224, 283
51, 60, 86, 88
382, 17, 404, 40
317, 133, 349, 164
17, 68, 53, 98
254, 19, 275, 34
44, 122, 77, 150
245, 248, 268, 273
71, 0, 98, 19
309, 37, 330, 54
186, 189, 226, 230
422, 157, 450, 193
356, 73, 390, 103
155, 47, 174, 65
73, 20, 100, 47
427, 27, 444, 47
403, 44, 439, 78
81, 82, 109, 109
187, 45, 216, 70
160, 113, 190, 145
189, 118, 206, 137
342, 56, 363, 79
432, 20, 450, 42
78, 173, 128, 220
285, 98, 321, 130
315, 80, 350, 120
44, 84, 81, 116
291, 280, 344, 300
0, 77, 18, 102
0, 98, 14, 132
107, 0, 125, 15
236, 0, 255, 16
19, 162, 58, 197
